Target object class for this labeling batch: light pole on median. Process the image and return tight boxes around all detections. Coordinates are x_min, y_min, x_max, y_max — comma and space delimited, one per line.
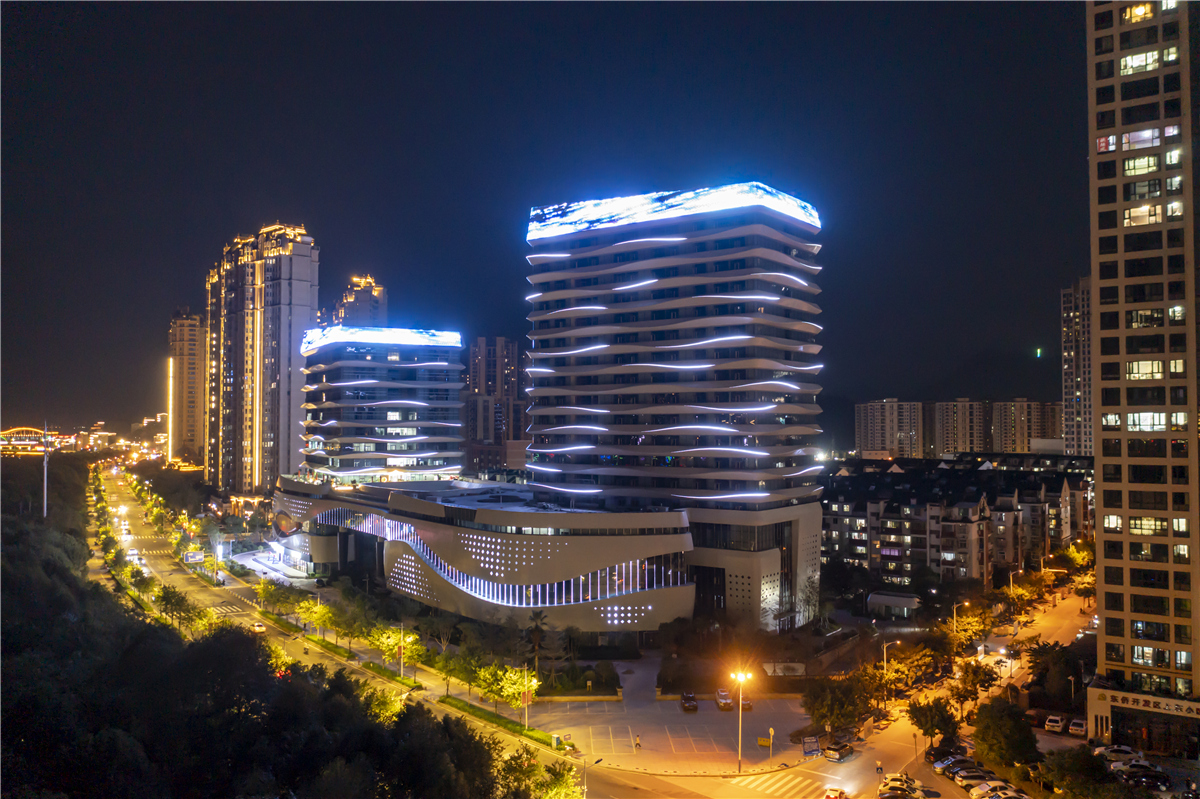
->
732, 671, 752, 773
882, 640, 900, 712
583, 757, 602, 797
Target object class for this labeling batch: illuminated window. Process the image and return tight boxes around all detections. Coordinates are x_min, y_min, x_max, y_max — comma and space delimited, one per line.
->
1162, 0, 1178, 10
1123, 128, 1161, 150
1124, 155, 1159, 175
1166, 176, 1183, 195
1169, 360, 1186, 378
1102, 413, 1122, 430
1163, 46, 1178, 63
1127, 360, 1164, 380
1124, 205, 1162, 226
1128, 412, 1166, 431
1173, 518, 1189, 535
1170, 412, 1188, 431
1104, 514, 1123, 533
387, 411, 401, 421
1130, 516, 1169, 536
1166, 201, 1183, 218
1097, 135, 1118, 153
1168, 305, 1186, 325
1166, 149, 1182, 167
1120, 50, 1159, 74
1122, 3, 1154, 24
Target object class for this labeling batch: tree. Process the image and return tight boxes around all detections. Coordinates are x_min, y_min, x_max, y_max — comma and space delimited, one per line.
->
130, 568, 157, 598
952, 660, 1000, 717
207, 523, 227, 565
802, 677, 868, 739
526, 610, 547, 676
906, 696, 959, 748
478, 662, 506, 713
154, 584, 194, 629
298, 599, 335, 640
421, 613, 458, 657
1038, 745, 1117, 799
1072, 572, 1096, 607
541, 626, 566, 687
973, 697, 1041, 767
255, 578, 283, 612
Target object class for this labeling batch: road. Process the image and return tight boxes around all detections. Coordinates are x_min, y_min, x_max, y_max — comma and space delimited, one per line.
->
89, 473, 1119, 798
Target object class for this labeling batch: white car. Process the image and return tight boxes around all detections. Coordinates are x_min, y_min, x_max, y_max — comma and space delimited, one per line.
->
880, 781, 926, 798
715, 688, 734, 709
884, 774, 923, 789
1110, 758, 1160, 773
969, 782, 1012, 798
1044, 715, 1065, 732
1094, 745, 1143, 761
1068, 719, 1087, 736
128, 549, 139, 557
984, 790, 1030, 799
958, 771, 1000, 788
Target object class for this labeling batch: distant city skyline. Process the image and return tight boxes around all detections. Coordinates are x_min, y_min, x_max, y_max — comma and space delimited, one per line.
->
4, 3, 1081, 432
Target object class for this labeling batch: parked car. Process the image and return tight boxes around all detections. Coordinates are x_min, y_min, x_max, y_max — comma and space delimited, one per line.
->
956, 769, 999, 787
1094, 745, 1143, 761
969, 781, 1013, 798
983, 790, 1030, 799
879, 782, 926, 798
1110, 759, 1160, 774
933, 756, 974, 775
823, 743, 854, 762
925, 743, 966, 763
680, 691, 698, 712
740, 694, 753, 711
1044, 716, 1066, 733
715, 688, 734, 710
947, 762, 988, 780
883, 773, 923, 789
1068, 719, 1087, 736
1122, 771, 1171, 792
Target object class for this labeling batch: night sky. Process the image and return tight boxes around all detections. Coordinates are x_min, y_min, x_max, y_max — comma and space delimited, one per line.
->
3, 3, 1087, 446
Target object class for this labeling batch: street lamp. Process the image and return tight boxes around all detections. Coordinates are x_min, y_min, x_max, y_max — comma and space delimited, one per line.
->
1009, 569, 1023, 591
731, 671, 752, 773
882, 640, 900, 712
952, 601, 970, 634
582, 757, 602, 797
1068, 675, 1076, 700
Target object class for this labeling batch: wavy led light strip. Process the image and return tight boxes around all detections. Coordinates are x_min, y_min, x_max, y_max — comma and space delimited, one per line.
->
525, 253, 571, 261
784, 465, 825, 476
546, 305, 607, 315
526, 464, 563, 472
659, 335, 751, 349
735, 381, 802, 390
646, 425, 739, 433
698, 293, 780, 301
545, 425, 609, 432
687, 404, 778, 412
544, 344, 609, 356
529, 482, 602, 494
755, 271, 811, 287
672, 492, 770, 500
612, 278, 658, 290
675, 447, 769, 456
615, 237, 687, 245
526, 292, 543, 300
559, 406, 611, 413
528, 445, 596, 453
526, 367, 555, 374
642, 363, 713, 370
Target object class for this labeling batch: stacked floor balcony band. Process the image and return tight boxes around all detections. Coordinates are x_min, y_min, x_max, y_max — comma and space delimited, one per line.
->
297, 326, 465, 483
524, 182, 825, 513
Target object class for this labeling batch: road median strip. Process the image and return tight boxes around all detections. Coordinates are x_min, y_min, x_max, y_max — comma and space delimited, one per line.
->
437, 695, 560, 750
305, 634, 356, 659
361, 661, 423, 689
258, 610, 303, 634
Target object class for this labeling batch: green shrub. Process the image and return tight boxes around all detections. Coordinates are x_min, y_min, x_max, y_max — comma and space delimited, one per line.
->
259, 610, 302, 634
594, 660, 619, 688
361, 661, 422, 689
437, 696, 559, 749
305, 634, 355, 659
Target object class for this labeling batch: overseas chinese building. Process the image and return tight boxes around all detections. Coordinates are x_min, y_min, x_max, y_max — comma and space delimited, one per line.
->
1086, 0, 1199, 755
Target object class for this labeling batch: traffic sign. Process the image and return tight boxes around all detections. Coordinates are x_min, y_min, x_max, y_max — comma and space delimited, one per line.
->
757, 737, 771, 747
184, 551, 204, 563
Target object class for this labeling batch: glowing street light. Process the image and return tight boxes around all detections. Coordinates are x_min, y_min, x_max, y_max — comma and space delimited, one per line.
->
952, 601, 970, 634
731, 671, 752, 773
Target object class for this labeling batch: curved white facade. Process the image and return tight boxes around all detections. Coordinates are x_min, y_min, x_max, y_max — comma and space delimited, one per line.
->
298, 326, 465, 483
273, 477, 695, 631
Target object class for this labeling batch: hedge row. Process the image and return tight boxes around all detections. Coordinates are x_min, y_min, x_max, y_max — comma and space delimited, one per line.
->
361, 661, 422, 689
437, 696, 557, 749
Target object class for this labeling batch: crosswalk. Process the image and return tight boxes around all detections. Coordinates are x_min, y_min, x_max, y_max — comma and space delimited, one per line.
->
208, 604, 246, 615
136, 548, 170, 555
728, 771, 831, 797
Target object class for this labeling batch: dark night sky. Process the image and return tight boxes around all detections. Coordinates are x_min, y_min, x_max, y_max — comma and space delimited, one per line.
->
2, 3, 1088, 444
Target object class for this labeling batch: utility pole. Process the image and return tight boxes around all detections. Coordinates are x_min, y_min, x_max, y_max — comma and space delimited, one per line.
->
42, 421, 49, 518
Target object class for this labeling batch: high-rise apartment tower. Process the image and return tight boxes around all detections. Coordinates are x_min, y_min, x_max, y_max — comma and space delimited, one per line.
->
523, 181, 825, 630
1062, 277, 1094, 455
168, 308, 206, 462
855, 399, 925, 458
1087, 0, 1199, 753
205, 224, 320, 493
333, 275, 388, 327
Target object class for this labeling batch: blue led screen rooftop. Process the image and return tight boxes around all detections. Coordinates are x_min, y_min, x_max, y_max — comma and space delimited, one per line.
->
301, 325, 462, 355
527, 181, 820, 242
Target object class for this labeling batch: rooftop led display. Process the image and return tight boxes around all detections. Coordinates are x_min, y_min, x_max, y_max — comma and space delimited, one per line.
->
301, 325, 462, 355
527, 181, 820, 242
